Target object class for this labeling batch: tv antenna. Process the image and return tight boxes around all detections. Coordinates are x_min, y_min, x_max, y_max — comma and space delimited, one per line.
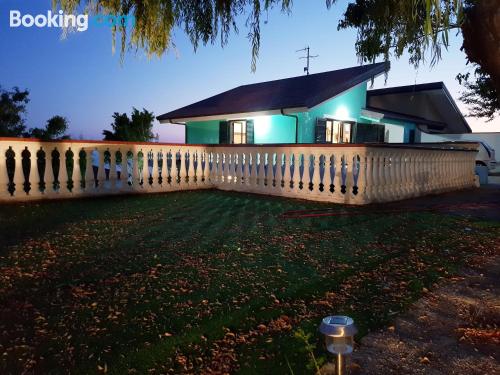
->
296, 46, 318, 75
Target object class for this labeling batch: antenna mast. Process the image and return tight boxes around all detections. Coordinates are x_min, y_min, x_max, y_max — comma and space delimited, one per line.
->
296, 46, 318, 75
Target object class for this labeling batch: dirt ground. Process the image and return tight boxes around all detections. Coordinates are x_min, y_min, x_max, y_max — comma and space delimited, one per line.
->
351, 186, 500, 375
348, 253, 500, 375
319, 185, 500, 375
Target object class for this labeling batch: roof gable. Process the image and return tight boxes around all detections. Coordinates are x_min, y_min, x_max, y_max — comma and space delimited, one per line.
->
367, 82, 471, 134
158, 62, 388, 122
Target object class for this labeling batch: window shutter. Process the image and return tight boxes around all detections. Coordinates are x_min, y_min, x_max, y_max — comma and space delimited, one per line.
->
219, 121, 230, 144
378, 125, 386, 142
353, 124, 385, 143
352, 123, 358, 143
246, 120, 254, 144
315, 118, 327, 143
408, 129, 415, 144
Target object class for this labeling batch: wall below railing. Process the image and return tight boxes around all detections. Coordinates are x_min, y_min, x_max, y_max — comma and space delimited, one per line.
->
0, 138, 478, 205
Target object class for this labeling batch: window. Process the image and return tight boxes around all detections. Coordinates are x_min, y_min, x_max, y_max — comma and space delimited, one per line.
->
342, 122, 351, 143
219, 120, 254, 144
325, 120, 353, 143
232, 120, 247, 144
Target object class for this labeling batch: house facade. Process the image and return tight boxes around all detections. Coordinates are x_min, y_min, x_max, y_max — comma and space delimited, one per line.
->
157, 63, 470, 145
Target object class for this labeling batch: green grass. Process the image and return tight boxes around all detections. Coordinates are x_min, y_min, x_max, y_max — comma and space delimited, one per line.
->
0, 190, 498, 374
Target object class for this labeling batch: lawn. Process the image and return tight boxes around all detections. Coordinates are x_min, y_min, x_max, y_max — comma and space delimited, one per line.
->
0, 190, 498, 374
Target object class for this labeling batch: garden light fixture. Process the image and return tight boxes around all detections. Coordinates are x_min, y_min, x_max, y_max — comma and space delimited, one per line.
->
319, 315, 357, 375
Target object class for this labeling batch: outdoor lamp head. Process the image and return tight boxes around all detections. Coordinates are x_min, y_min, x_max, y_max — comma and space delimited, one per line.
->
319, 315, 357, 355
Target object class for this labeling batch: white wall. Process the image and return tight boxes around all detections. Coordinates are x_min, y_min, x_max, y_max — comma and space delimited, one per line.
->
383, 123, 406, 143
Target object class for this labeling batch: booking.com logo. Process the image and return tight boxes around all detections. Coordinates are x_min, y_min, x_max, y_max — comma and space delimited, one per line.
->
9, 10, 135, 32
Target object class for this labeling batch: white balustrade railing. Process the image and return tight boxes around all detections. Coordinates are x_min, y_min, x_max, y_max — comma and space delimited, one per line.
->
0, 138, 478, 204
0, 139, 212, 202
210, 144, 477, 204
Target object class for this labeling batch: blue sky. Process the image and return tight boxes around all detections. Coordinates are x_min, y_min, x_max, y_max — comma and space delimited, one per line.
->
1, 0, 498, 142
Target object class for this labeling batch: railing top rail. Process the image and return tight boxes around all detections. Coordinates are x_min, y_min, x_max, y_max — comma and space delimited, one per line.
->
0, 138, 478, 152
210, 143, 479, 152
0, 137, 195, 147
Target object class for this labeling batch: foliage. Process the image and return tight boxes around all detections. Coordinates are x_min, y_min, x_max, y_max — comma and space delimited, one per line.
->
0, 86, 71, 139
336, 0, 464, 66
336, 0, 498, 120
0, 191, 498, 373
55, 0, 292, 71
54, 0, 466, 71
102, 108, 155, 142
26, 115, 71, 140
45, 115, 70, 139
294, 329, 325, 373
0, 86, 29, 137
458, 66, 500, 121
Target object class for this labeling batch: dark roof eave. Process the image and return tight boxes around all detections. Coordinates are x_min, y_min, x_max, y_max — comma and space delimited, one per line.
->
366, 82, 445, 96
157, 105, 307, 123
364, 106, 447, 128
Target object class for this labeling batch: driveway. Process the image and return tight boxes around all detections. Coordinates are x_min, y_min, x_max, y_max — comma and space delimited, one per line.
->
377, 184, 500, 222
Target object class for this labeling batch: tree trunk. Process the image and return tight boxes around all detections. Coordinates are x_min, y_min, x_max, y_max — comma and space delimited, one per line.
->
461, 0, 500, 100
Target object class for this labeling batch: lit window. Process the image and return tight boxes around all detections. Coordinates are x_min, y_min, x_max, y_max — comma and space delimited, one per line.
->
231, 121, 247, 144
342, 122, 351, 143
325, 120, 352, 143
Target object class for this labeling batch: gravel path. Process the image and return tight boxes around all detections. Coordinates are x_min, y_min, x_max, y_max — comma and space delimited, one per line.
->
348, 250, 500, 374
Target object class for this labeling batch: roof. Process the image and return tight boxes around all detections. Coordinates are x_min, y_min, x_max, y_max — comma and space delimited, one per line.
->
157, 62, 389, 122
362, 107, 447, 130
368, 82, 446, 96
367, 82, 471, 134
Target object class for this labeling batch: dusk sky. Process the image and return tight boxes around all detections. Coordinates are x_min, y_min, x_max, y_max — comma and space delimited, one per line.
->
1, 0, 498, 142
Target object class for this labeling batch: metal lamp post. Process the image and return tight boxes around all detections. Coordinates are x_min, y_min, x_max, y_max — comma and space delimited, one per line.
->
319, 315, 357, 375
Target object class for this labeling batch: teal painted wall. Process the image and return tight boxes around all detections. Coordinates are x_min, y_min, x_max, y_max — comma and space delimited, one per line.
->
186, 115, 296, 144
253, 115, 296, 143
403, 123, 416, 143
186, 120, 220, 144
296, 82, 368, 143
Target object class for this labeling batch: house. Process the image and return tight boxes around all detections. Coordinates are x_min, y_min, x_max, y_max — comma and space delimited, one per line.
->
157, 62, 470, 145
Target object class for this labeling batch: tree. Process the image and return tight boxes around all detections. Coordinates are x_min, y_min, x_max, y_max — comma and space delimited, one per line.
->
45, 115, 70, 139
55, 0, 292, 71
336, 0, 499, 121
459, 0, 500, 120
27, 127, 46, 139
103, 112, 130, 141
458, 68, 500, 121
0, 86, 29, 137
103, 108, 155, 142
26, 115, 70, 140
